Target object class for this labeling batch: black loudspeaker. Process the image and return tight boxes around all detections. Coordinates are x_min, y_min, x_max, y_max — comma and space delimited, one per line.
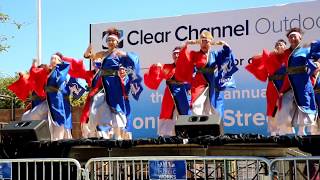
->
0, 120, 51, 142
175, 114, 224, 138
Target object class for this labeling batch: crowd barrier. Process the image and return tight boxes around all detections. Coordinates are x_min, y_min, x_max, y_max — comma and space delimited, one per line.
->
2, 156, 320, 179
270, 157, 320, 180
84, 156, 270, 180
0, 158, 84, 180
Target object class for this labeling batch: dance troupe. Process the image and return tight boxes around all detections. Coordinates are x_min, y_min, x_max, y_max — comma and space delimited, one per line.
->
7, 27, 320, 140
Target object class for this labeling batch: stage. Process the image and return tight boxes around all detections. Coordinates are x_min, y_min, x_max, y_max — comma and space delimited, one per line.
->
2, 134, 318, 163
68, 143, 308, 164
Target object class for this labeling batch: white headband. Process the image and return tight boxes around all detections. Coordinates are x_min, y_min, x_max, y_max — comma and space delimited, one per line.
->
288, 32, 301, 38
107, 34, 119, 42
51, 55, 61, 62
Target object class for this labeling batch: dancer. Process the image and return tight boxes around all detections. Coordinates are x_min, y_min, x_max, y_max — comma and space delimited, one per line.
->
37, 55, 73, 140
8, 55, 77, 140
175, 31, 238, 119
84, 27, 142, 140
8, 59, 50, 123
56, 52, 113, 139
144, 46, 191, 137
8, 59, 47, 114
246, 39, 289, 136
277, 28, 319, 135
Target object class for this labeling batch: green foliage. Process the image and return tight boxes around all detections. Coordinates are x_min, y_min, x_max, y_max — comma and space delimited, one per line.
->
0, 12, 22, 53
0, 75, 24, 109
0, 35, 11, 52
0, 12, 10, 23
0, 13, 10, 53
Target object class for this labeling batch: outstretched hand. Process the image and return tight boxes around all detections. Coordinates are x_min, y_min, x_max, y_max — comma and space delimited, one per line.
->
18, 71, 29, 78
118, 67, 127, 78
186, 39, 199, 46
32, 58, 39, 67
84, 43, 93, 59
214, 40, 229, 47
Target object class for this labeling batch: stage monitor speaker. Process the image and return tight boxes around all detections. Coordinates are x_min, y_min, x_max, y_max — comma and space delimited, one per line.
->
0, 120, 51, 142
175, 114, 224, 138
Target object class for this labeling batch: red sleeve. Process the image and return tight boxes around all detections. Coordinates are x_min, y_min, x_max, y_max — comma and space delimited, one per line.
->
88, 77, 103, 97
144, 64, 163, 90
174, 46, 194, 83
62, 56, 87, 79
159, 86, 175, 119
29, 67, 49, 97
245, 49, 269, 82
265, 51, 283, 75
161, 64, 175, 80
266, 82, 279, 116
7, 74, 32, 101
83, 70, 96, 86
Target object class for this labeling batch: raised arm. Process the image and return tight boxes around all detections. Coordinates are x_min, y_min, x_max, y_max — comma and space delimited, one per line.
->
174, 40, 195, 83
8, 72, 32, 101
83, 43, 106, 60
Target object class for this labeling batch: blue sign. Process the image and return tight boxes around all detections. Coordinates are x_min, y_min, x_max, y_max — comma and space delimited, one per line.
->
66, 77, 86, 99
0, 162, 12, 180
149, 160, 186, 180
129, 73, 270, 140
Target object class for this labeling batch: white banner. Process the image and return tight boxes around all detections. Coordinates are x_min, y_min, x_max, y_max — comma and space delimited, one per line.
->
90, 1, 320, 138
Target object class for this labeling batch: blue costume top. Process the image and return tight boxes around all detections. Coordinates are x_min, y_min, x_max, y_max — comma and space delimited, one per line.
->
201, 45, 238, 117
309, 40, 320, 115
61, 81, 72, 130
101, 51, 142, 117
287, 46, 317, 114
46, 62, 72, 129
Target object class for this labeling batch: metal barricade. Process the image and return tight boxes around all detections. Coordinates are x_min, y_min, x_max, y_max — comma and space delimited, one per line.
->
0, 158, 84, 180
270, 156, 320, 180
84, 156, 271, 180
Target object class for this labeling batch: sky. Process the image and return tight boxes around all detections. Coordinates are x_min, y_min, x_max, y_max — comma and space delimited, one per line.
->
0, 0, 307, 76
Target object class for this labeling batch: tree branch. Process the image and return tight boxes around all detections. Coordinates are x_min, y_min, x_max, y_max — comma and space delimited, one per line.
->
0, 13, 10, 23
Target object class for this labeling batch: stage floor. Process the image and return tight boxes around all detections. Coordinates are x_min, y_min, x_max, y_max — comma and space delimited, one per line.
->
68, 143, 309, 163
4, 134, 319, 163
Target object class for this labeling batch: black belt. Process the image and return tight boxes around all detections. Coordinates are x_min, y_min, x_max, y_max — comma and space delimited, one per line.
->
30, 94, 43, 101
87, 86, 102, 91
286, 66, 307, 75
268, 74, 285, 81
166, 79, 186, 85
100, 69, 118, 76
268, 66, 308, 81
45, 86, 60, 93
197, 67, 216, 74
